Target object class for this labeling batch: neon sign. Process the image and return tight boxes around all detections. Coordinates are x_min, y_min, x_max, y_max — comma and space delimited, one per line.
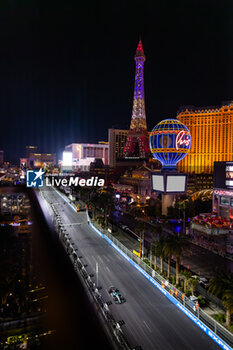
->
149, 119, 191, 170
176, 130, 191, 150
215, 190, 233, 197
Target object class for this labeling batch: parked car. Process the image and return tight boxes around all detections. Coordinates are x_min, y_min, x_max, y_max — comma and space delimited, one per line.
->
191, 275, 209, 288
199, 277, 209, 288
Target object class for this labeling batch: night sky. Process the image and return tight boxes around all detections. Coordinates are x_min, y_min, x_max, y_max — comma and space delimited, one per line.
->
1, 0, 233, 163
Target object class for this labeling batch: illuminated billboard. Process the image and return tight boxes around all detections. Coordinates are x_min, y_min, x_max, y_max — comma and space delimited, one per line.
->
152, 175, 164, 192
63, 151, 72, 166
213, 161, 233, 189
152, 173, 187, 193
226, 165, 233, 188
62, 151, 73, 172
166, 175, 186, 192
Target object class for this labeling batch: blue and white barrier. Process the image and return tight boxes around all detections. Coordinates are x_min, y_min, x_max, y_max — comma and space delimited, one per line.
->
49, 188, 232, 350
90, 217, 232, 350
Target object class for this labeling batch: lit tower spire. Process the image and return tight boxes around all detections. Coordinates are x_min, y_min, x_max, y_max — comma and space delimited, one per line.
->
130, 39, 147, 130
124, 39, 150, 158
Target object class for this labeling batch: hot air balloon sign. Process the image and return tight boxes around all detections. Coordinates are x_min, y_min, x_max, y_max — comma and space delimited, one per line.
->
149, 119, 191, 170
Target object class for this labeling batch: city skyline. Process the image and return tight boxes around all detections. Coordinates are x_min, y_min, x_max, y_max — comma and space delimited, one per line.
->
1, 1, 233, 163
2, 3, 233, 349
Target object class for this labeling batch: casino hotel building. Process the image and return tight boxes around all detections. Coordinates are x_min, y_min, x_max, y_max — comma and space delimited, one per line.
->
177, 101, 233, 174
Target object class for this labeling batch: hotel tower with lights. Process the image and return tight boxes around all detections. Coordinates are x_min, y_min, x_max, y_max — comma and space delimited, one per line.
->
177, 101, 233, 174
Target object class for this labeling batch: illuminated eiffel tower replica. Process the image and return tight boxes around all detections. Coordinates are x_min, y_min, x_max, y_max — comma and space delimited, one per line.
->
124, 39, 150, 159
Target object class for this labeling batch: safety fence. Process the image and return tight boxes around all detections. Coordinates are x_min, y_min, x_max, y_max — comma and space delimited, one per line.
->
41, 188, 233, 350
150, 256, 223, 310
88, 214, 233, 350
39, 189, 132, 350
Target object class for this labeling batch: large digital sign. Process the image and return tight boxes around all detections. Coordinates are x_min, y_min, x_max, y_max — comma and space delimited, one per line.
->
62, 151, 72, 166
166, 175, 186, 192
152, 175, 164, 192
62, 151, 73, 172
152, 173, 187, 193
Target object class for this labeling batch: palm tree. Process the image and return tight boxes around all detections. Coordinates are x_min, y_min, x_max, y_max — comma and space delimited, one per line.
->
177, 200, 188, 234
151, 236, 166, 274
135, 222, 146, 259
150, 223, 163, 270
148, 225, 158, 268
169, 234, 189, 285
180, 269, 192, 291
89, 191, 100, 219
98, 191, 114, 227
163, 236, 174, 279
223, 291, 233, 327
208, 270, 233, 327
187, 277, 199, 296
151, 242, 158, 270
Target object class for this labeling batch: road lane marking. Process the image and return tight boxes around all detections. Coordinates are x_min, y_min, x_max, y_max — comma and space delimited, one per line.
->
143, 320, 152, 332
105, 256, 110, 263
97, 256, 104, 264
62, 223, 82, 226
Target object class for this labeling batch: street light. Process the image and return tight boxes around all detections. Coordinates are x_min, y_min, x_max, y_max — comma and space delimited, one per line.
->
139, 231, 144, 260
182, 201, 186, 234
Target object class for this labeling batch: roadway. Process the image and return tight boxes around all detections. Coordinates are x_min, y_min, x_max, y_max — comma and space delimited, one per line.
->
39, 186, 221, 350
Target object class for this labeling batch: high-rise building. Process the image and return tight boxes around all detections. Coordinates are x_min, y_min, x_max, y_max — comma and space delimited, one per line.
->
21, 146, 56, 168
186, 173, 213, 194
20, 153, 56, 168
65, 142, 109, 165
0, 150, 4, 165
177, 101, 233, 174
108, 129, 128, 167
124, 40, 150, 159
32, 153, 56, 167
26, 146, 38, 158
